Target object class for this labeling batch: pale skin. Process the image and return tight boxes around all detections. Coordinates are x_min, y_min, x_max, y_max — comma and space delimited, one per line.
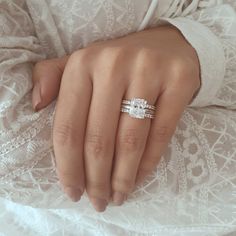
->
32, 25, 201, 212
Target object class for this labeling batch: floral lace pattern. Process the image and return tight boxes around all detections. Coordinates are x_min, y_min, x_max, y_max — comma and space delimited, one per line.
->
0, 0, 236, 235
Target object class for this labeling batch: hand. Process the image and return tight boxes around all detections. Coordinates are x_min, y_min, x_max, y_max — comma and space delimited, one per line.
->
32, 25, 200, 212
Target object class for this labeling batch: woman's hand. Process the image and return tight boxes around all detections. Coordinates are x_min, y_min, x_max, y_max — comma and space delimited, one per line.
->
32, 25, 200, 212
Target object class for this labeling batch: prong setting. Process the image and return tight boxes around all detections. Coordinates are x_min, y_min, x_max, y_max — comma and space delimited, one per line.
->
121, 98, 156, 119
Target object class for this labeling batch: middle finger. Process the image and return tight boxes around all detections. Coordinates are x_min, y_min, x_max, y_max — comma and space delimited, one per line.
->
111, 79, 159, 205
84, 71, 125, 212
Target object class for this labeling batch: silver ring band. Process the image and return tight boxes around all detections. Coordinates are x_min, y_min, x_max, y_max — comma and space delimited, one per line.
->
120, 98, 156, 119
121, 99, 156, 111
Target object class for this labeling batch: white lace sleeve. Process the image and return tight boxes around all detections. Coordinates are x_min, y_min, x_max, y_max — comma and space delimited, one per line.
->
0, 1, 51, 203
156, 0, 236, 108
0, 0, 45, 117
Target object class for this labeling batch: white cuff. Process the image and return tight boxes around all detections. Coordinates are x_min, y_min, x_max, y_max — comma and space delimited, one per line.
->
159, 16, 226, 107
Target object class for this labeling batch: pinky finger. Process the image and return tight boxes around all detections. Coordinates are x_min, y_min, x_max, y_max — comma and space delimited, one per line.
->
135, 88, 192, 186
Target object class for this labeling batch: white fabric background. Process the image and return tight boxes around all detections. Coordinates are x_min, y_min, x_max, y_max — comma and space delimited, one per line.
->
0, 0, 236, 235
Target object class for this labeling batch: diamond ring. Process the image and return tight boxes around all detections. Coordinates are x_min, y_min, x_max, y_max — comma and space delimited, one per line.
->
120, 98, 156, 119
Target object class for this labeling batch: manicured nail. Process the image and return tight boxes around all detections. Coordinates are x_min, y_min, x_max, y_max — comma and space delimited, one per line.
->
64, 187, 82, 202
112, 192, 127, 206
32, 82, 42, 111
90, 197, 108, 212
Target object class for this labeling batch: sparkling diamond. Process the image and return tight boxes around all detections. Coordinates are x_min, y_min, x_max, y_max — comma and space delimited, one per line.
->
129, 98, 147, 119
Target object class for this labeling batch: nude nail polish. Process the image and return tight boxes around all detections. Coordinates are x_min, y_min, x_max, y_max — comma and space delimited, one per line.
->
90, 197, 108, 212
64, 187, 82, 202
32, 82, 42, 111
112, 191, 127, 206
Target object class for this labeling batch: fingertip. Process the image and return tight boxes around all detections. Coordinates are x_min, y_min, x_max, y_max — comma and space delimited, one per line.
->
90, 197, 108, 212
32, 81, 42, 111
112, 191, 127, 206
32, 77, 60, 111
64, 187, 82, 202
32, 58, 65, 111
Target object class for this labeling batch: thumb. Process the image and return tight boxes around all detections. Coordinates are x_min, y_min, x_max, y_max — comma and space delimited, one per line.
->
32, 56, 69, 111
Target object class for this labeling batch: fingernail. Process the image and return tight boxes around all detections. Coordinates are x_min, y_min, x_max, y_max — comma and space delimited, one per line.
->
32, 82, 42, 111
112, 192, 127, 206
90, 197, 108, 212
64, 187, 82, 202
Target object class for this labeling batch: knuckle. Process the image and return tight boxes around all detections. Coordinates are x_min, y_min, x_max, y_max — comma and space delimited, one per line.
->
135, 49, 158, 77
173, 57, 187, 70
102, 46, 125, 59
151, 126, 174, 144
70, 48, 91, 65
140, 156, 160, 173
84, 129, 107, 159
103, 47, 127, 66
138, 48, 153, 62
140, 48, 159, 64
87, 180, 108, 193
170, 57, 190, 79
100, 47, 114, 58
169, 57, 200, 93
138, 166, 152, 175
117, 129, 142, 154
112, 177, 134, 192
58, 169, 75, 180
171, 57, 196, 81
54, 122, 79, 146
96, 47, 125, 79
57, 169, 80, 186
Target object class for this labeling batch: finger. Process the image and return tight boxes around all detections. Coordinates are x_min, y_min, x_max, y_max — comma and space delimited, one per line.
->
135, 84, 195, 186
84, 75, 125, 212
111, 79, 158, 206
53, 52, 92, 202
32, 56, 69, 111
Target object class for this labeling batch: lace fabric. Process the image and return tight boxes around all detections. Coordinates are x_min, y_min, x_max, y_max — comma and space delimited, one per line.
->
0, 0, 236, 235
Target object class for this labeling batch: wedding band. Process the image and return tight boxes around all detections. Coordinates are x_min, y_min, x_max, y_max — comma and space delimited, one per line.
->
120, 98, 156, 119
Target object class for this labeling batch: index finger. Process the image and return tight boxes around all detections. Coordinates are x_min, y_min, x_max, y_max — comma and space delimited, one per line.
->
53, 52, 92, 202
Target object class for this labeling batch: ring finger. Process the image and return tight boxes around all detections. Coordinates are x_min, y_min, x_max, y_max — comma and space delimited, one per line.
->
111, 79, 160, 205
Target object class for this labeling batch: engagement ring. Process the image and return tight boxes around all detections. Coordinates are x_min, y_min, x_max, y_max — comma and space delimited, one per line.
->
120, 98, 156, 119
